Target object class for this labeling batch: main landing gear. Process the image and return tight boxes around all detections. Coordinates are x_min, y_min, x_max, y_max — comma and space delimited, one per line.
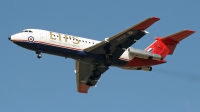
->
88, 69, 101, 80
86, 55, 112, 86
36, 50, 42, 59
92, 70, 101, 79
86, 56, 112, 86
104, 58, 112, 66
86, 67, 102, 86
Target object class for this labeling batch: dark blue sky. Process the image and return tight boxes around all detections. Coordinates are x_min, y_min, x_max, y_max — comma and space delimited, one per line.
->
1, 0, 200, 112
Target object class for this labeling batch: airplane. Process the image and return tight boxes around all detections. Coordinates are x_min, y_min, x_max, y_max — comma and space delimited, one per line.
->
8, 17, 195, 93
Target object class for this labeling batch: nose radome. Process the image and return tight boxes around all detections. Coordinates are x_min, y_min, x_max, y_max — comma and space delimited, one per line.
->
8, 36, 11, 40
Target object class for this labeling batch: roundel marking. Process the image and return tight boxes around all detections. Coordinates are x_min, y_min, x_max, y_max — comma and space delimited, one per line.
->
28, 36, 34, 43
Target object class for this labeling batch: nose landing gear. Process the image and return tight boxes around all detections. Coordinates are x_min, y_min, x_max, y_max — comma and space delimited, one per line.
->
36, 50, 42, 59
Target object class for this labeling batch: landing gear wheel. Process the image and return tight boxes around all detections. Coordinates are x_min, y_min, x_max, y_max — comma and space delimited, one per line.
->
104, 58, 112, 66
93, 70, 101, 78
37, 53, 42, 59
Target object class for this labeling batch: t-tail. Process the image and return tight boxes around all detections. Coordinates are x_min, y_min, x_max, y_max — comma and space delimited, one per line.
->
145, 30, 195, 59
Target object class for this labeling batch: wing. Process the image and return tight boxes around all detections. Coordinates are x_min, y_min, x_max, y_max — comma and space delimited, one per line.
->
75, 61, 108, 93
76, 17, 160, 93
84, 17, 160, 59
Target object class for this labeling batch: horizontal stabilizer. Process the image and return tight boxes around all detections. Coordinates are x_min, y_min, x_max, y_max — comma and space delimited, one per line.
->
145, 29, 195, 58
162, 29, 195, 43
158, 30, 195, 55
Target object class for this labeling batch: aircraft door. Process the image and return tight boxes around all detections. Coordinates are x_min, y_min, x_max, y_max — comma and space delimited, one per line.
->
40, 30, 47, 42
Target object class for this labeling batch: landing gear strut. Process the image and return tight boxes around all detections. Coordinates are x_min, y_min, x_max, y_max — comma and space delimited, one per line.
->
103, 54, 113, 66
104, 58, 112, 66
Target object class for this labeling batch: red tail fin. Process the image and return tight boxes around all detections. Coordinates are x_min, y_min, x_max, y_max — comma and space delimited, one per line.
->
145, 30, 195, 58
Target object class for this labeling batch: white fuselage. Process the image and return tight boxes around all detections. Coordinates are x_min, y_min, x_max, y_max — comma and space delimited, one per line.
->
10, 29, 130, 66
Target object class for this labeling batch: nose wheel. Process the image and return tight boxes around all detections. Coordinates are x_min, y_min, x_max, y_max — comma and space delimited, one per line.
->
36, 50, 42, 59
37, 53, 42, 59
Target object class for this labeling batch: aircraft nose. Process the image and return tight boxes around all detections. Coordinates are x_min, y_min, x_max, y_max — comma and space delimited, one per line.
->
8, 36, 11, 40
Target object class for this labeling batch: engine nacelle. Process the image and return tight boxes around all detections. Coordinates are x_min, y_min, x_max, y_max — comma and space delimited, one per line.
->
128, 48, 163, 60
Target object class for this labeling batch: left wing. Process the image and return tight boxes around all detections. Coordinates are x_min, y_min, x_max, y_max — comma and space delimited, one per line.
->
75, 61, 108, 93
84, 17, 160, 59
